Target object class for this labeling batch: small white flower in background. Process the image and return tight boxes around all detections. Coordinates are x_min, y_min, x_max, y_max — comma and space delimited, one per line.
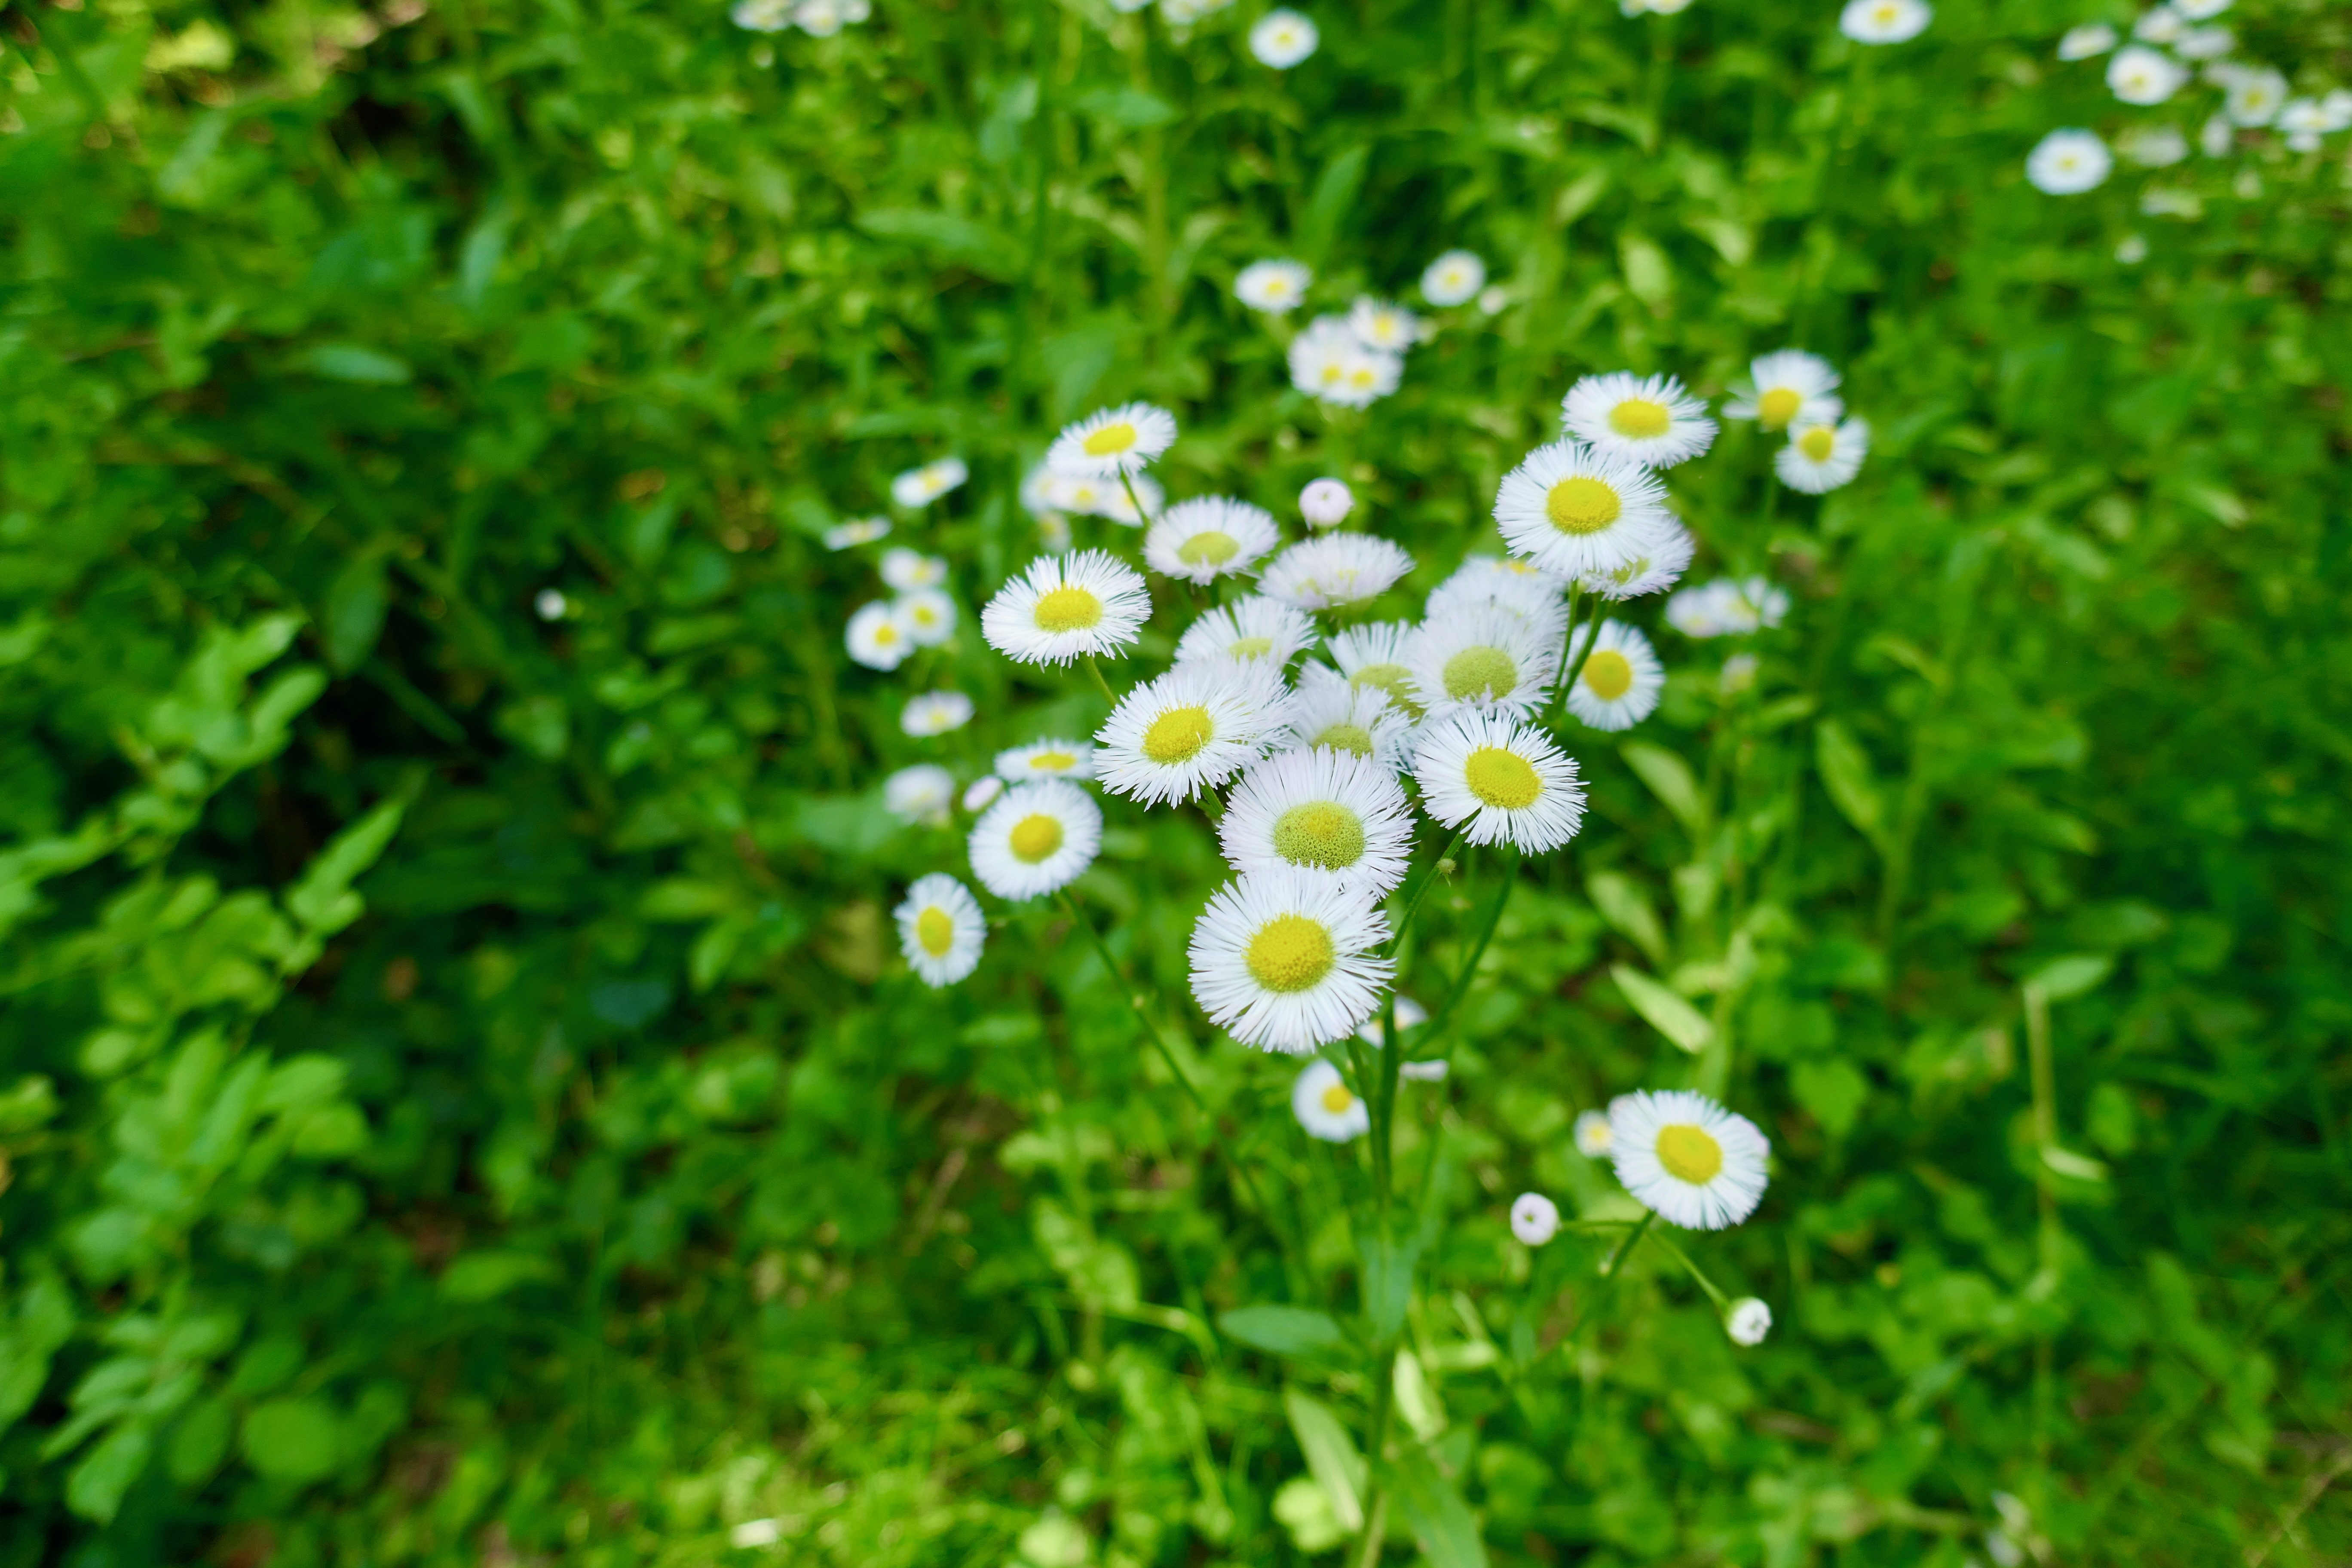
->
1491, 439, 1674, 581
2141, 186, 2202, 217
1292, 1059, 1371, 1140
1608, 1088, 1771, 1230
1162, 0, 1235, 24
1359, 994, 1428, 1045
1726, 1297, 1773, 1346
1277, 677, 1417, 771
1236, 258, 1313, 314
730, 1519, 785, 1549
2130, 4, 2182, 44
1776, 416, 1871, 494
981, 551, 1152, 667
1562, 371, 1718, 469
1665, 576, 1789, 639
823, 517, 891, 550
2173, 0, 2230, 15
1412, 710, 1586, 853
1580, 520, 1695, 603
2320, 89, 2352, 132
1420, 250, 1486, 307
1219, 747, 1416, 895
885, 764, 957, 826
1044, 468, 1164, 525
795, 0, 870, 34
1404, 608, 1560, 719
1289, 315, 1403, 407
996, 739, 1097, 783
1261, 533, 1416, 611
968, 779, 1104, 901
1037, 513, 1072, 550
1574, 1108, 1613, 1157
2224, 67, 2286, 126
534, 588, 568, 621
891, 457, 968, 508
2119, 124, 2190, 167
897, 588, 958, 647
730, 0, 795, 30
1097, 662, 1286, 806
1094, 472, 1164, 527
1249, 9, 1319, 68
1398, 1058, 1447, 1081
2026, 128, 2113, 194
2055, 21, 2116, 59
1720, 652, 1759, 693
1047, 402, 1179, 479
2107, 45, 2187, 105
1299, 477, 1355, 527
963, 776, 1005, 812
1563, 620, 1665, 732
1348, 297, 1423, 354
1838, 0, 1930, 45
1510, 1193, 1560, 1246
2278, 98, 2331, 152
896, 874, 987, 987
881, 548, 948, 591
2199, 114, 2235, 156
1145, 496, 1282, 585
2117, 233, 2149, 267
1477, 285, 1510, 315
1724, 350, 1842, 432
1428, 557, 1569, 642
1188, 868, 1395, 1052
1322, 622, 1423, 716
846, 600, 916, 670
1174, 595, 1317, 671
902, 692, 976, 737
2173, 25, 2232, 60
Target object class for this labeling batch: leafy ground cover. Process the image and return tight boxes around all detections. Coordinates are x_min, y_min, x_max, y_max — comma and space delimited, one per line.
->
1, 0, 2349, 1565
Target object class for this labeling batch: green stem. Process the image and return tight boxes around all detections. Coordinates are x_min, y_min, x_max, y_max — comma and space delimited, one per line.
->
1409, 851, 1519, 1209
1646, 1228, 1730, 1312
1353, 1362, 1396, 1568
1083, 654, 1119, 706
1386, 827, 1465, 952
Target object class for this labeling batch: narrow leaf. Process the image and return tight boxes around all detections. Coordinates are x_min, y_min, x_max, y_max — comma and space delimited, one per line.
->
1282, 1387, 1365, 1532
1612, 965, 1715, 1054
1620, 742, 1708, 835
1813, 720, 1889, 852
1217, 1305, 1345, 1358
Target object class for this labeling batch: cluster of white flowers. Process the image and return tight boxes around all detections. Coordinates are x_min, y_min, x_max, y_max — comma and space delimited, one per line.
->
1231, 251, 1498, 407
845, 546, 963, 674
731, 0, 869, 37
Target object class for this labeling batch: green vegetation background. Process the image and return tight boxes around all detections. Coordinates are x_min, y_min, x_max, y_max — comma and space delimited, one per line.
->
0, 0, 2347, 1563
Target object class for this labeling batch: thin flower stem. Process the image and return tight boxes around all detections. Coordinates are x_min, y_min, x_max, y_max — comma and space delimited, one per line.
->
1545, 582, 1584, 704
1410, 850, 1520, 1209
1566, 1209, 1655, 1345
1118, 469, 1153, 528
1083, 654, 1119, 705
1645, 1228, 1731, 1312
1385, 826, 1465, 953
1551, 591, 1609, 726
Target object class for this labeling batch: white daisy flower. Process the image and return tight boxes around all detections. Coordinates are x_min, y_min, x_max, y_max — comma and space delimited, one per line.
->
1665, 576, 1789, 638
1838, 0, 1930, 43
1358, 993, 1429, 1046
1249, 8, 1319, 67
1510, 1193, 1561, 1246
1145, 496, 1281, 584
1188, 870, 1395, 1052
1726, 1297, 1773, 1347
2224, 66, 2285, 126
962, 776, 1005, 812
731, 0, 795, 30
535, 589, 568, 621
1277, 674, 1417, 769
2278, 97, 2331, 142
1563, 620, 1664, 732
1420, 250, 1486, 307
1260, 533, 1415, 612
1491, 439, 1674, 580
1579, 519, 1696, 602
2320, 88, 2352, 132
1299, 477, 1355, 527
897, 588, 958, 647
790, 0, 869, 35
1403, 607, 1559, 717
1094, 471, 1164, 527
1427, 557, 1570, 640
1236, 258, 1313, 315
2119, 124, 2191, 166
884, 764, 956, 826
1173, 595, 1316, 671
1348, 297, 1423, 354
1607, 1088, 1771, 1230
1219, 747, 1414, 894
1574, 1108, 1613, 1157
896, 873, 986, 987
1292, 1059, 1370, 1141
1561, 371, 1717, 469
881, 548, 948, 591
1042, 469, 1164, 524
2199, 113, 2235, 156
2130, 4, 2182, 44
1096, 662, 1283, 805
968, 779, 1103, 901
2173, 0, 2229, 16
981, 551, 1153, 666
1477, 285, 1509, 315
2056, 21, 2116, 59
1777, 416, 1871, 493
891, 457, 968, 508
1322, 621, 1424, 716
1037, 513, 1073, 550
995, 739, 1097, 783
2107, 44, 2187, 104
1399, 1059, 1447, 1081
846, 600, 916, 670
1289, 316, 1402, 407
2174, 24, 2232, 59
1723, 350, 1843, 432
1047, 402, 1178, 480
902, 691, 976, 737
823, 517, 891, 550
1412, 710, 1586, 852
2026, 129, 2113, 194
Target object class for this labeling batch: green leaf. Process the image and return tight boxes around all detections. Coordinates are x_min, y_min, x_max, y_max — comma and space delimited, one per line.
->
1814, 721, 1890, 853
1584, 871, 1666, 966
1611, 965, 1715, 1054
292, 343, 413, 384
2025, 953, 2113, 1002
322, 554, 389, 673
1281, 1387, 1365, 1533
240, 1397, 342, 1482
282, 797, 406, 935
1218, 1305, 1345, 1358
439, 1250, 558, 1303
1390, 1443, 1487, 1568
67, 1423, 153, 1522
1297, 145, 1369, 266
1620, 743, 1708, 835
167, 1396, 234, 1486
1070, 85, 1177, 129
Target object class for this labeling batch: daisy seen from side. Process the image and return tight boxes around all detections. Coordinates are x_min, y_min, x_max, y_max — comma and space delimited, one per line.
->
1579, 518, 1696, 601
1839, 0, 1930, 43
1607, 1088, 1771, 1230
1562, 371, 1718, 469
1173, 595, 1316, 671
823, 517, 890, 550
968, 779, 1104, 902
996, 739, 1098, 784
981, 551, 1153, 667
902, 691, 975, 737
884, 764, 956, 826
1412, 710, 1586, 852
891, 457, 968, 508
1047, 402, 1178, 479
896, 873, 986, 987
1188, 869, 1395, 1052
1261, 533, 1415, 612
1275, 675, 1416, 770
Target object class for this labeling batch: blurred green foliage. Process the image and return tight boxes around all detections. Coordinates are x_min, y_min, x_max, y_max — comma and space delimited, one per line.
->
1, 0, 2348, 1565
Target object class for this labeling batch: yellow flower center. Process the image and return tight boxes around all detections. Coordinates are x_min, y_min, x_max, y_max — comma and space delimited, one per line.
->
874, 622, 902, 645
1082, 421, 1138, 456
1657, 1124, 1724, 1184
1311, 722, 1375, 757
1348, 366, 1377, 389
1008, 814, 1063, 864
1228, 636, 1274, 659
1032, 750, 1075, 772
1272, 801, 1367, 870
1320, 1083, 1355, 1114
1464, 747, 1540, 810
1608, 398, 1671, 438
1177, 530, 1240, 567
1245, 913, 1336, 993
1798, 426, 1837, 462
916, 907, 956, 956
1348, 663, 1421, 714
1757, 387, 1802, 429
1546, 477, 1622, 534
909, 604, 940, 627
1442, 646, 1518, 703
1032, 586, 1103, 632
1143, 705, 1213, 764
1320, 364, 1343, 386
1582, 649, 1634, 701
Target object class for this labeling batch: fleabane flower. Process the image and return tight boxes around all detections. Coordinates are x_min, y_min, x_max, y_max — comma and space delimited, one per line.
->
1145, 497, 1281, 585
824, 517, 891, 550
1412, 710, 1586, 852
881, 548, 948, 591
1564, 620, 1665, 732
1574, 1108, 1614, 1157
2107, 44, 2187, 104
1724, 350, 1843, 432
1292, 1059, 1370, 1141
1261, 533, 1416, 611
788, 0, 870, 35
896, 874, 986, 987
1666, 577, 1789, 638
1492, 440, 1673, 579
996, 738, 1096, 783
1607, 1089, 1771, 1230
902, 691, 975, 737
1187, 869, 1394, 1052
1281, 675, 1417, 770
2027, 129, 2113, 194
1048, 402, 1178, 479
891, 457, 968, 508
1174, 596, 1316, 671
896, 589, 958, 647
1219, 747, 1414, 895
1043, 469, 1164, 526
982, 551, 1152, 666
2131, 4, 2182, 44
1348, 297, 1422, 354
884, 764, 956, 826
1562, 372, 1718, 469
1096, 663, 1283, 805
1249, 8, 1319, 68
1403, 608, 1559, 717
2224, 66, 2285, 126
1420, 250, 1486, 307
1839, 0, 1930, 43
1777, 416, 1871, 493
1427, 557, 1570, 641
2173, 0, 2230, 16
1237, 259, 1313, 314
2174, 24, 2231, 59
1510, 1193, 1561, 1246
2119, 125, 2191, 167
1727, 1298, 1773, 1347
968, 779, 1103, 901
846, 600, 916, 670
2056, 21, 2116, 59
1321, 622, 1423, 716
1300, 477, 1354, 527
1579, 519, 1696, 602
1290, 316, 1402, 407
